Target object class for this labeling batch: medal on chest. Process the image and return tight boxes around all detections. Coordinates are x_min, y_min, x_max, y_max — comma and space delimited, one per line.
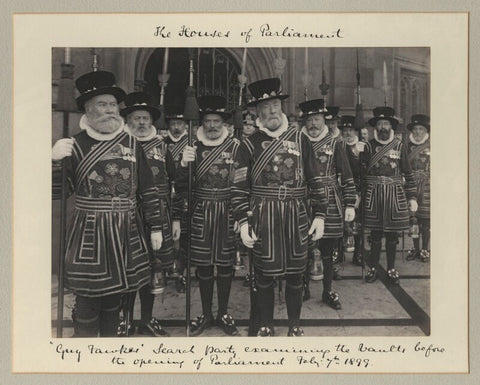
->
221, 151, 234, 164
315, 144, 333, 163
151, 146, 165, 161
283, 140, 300, 156
120, 144, 136, 162
387, 149, 401, 160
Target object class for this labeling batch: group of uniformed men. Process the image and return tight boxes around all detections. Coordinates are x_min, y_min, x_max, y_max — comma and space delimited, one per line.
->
52, 70, 431, 337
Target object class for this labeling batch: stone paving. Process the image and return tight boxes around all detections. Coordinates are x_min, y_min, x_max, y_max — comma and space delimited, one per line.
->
52, 235, 430, 338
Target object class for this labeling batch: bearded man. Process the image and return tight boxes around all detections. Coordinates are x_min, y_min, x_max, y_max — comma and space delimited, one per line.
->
405, 114, 431, 262
52, 71, 163, 337
360, 107, 417, 285
162, 104, 190, 292
116, 92, 180, 337
324, 106, 348, 278
232, 78, 328, 336
179, 95, 240, 336
300, 100, 357, 310
340, 115, 366, 266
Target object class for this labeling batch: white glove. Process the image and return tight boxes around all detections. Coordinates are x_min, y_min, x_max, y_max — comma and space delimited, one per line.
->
308, 217, 325, 241
151, 231, 163, 250
408, 199, 418, 212
172, 220, 181, 241
345, 207, 356, 222
240, 222, 258, 248
233, 221, 240, 234
180, 145, 196, 167
52, 138, 75, 161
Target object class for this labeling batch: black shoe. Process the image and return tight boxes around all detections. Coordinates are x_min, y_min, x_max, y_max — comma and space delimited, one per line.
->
117, 319, 135, 337
287, 326, 304, 336
365, 268, 377, 283
138, 318, 169, 337
175, 275, 186, 293
257, 326, 275, 337
406, 249, 420, 261
216, 314, 239, 336
420, 250, 430, 263
322, 290, 341, 310
190, 315, 214, 336
387, 269, 400, 285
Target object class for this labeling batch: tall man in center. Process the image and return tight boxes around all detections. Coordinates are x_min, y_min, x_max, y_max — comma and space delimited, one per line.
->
179, 95, 240, 336
232, 78, 328, 337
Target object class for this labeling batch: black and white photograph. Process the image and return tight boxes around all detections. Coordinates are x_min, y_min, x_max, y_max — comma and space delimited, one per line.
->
11, 11, 468, 375
50, 46, 431, 338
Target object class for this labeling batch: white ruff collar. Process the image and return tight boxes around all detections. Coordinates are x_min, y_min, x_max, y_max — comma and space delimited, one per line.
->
124, 124, 158, 141
257, 113, 289, 138
301, 125, 329, 142
196, 125, 228, 146
168, 130, 187, 143
409, 132, 429, 145
374, 129, 395, 145
80, 114, 125, 141
345, 135, 359, 146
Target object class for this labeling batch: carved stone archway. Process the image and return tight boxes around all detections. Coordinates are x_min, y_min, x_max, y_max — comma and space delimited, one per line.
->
133, 47, 278, 105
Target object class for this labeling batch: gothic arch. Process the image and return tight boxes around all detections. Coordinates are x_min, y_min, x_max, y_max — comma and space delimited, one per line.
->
133, 48, 277, 88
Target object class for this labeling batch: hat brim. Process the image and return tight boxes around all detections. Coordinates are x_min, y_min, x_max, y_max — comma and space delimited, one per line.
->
247, 94, 289, 107
407, 122, 430, 131
76, 87, 126, 111
325, 115, 340, 121
340, 125, 359, 131
368, 116, 399, 129
165, 114, 186, 121
300, 111, 328, 119
200, 111, 232, 120
120, 105, 161, 122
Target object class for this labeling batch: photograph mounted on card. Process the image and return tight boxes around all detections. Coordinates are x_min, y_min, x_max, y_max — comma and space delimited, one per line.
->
12, 12, 468, 374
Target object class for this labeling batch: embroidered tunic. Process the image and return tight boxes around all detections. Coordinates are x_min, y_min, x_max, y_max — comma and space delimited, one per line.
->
177, 135, 240, 266
342, 139, 365, 230
231, 127, 328, 276
406, 137, 430, 220
52, 130, 162, 297
140, 135, 177, 268
309, 132, 357, 238
360, 137, 417, 231
342, 139, 365, 190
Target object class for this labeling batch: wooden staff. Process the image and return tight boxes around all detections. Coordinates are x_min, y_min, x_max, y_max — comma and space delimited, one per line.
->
383, 60, 388, 106
233, 48, 247, 139
183, 48, 199, 336
247, 211, 259, 336
354, 49, 366, 281
55, 49, 76, 337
